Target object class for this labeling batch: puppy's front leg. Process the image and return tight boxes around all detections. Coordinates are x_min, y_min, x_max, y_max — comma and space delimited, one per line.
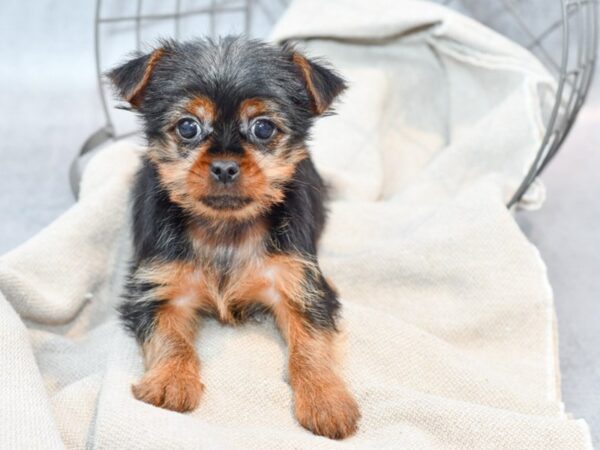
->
269, 258, 360, 439
121, 263, 204, 412
132, 303, 203, 412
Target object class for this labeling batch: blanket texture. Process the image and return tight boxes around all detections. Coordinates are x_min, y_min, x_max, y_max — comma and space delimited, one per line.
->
0, 0, 592, 448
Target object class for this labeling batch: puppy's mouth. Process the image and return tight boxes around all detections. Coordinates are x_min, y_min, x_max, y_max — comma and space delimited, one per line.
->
200, 195, 253, 210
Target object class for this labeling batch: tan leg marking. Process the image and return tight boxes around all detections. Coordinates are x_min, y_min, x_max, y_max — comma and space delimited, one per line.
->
258, 255, 360, 439
132, 262, 206, 412
132, 303, 204, 412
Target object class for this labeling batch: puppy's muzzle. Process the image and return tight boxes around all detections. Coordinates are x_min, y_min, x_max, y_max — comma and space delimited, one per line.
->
210, 160, 240, 185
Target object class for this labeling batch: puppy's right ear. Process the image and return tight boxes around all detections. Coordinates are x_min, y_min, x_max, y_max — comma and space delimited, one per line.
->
107, 48, 165, 109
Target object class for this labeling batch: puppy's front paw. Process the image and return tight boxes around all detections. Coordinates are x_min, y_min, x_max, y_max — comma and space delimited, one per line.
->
294, 377, 360, 439
132, 363, 204, 412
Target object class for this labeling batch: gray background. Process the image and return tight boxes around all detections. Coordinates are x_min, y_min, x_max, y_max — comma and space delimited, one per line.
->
0, 0, 597, 446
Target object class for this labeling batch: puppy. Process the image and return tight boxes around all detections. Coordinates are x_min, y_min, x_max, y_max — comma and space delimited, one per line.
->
110, 36, 360, 439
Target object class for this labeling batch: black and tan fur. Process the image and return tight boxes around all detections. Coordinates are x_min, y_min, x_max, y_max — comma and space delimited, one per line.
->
110, 36, 359, 439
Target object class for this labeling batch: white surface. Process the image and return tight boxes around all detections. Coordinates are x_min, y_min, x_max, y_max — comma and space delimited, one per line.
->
516, 85, 600, 446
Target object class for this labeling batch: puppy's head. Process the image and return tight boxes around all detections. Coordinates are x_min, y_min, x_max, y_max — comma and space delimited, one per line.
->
109, 37, 345, 222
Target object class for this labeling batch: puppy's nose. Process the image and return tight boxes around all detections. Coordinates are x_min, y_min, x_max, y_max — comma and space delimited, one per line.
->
210, 160, 240, 184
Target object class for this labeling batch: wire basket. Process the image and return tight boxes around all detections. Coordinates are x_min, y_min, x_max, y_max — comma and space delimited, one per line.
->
75, 0, 598, 208
436, 0, 598, 206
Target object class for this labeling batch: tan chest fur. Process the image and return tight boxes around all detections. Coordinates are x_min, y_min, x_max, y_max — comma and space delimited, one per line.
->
189, 237, 278, 323
134, 222, 304, 325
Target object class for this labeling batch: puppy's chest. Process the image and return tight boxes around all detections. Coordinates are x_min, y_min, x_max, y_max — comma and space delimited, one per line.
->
201, 241, 253, 276
187, 237, 278, 323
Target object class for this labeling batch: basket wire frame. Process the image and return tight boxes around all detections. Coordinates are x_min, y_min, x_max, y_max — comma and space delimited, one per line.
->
75, 0, 599, 208
437, 0, 599, 207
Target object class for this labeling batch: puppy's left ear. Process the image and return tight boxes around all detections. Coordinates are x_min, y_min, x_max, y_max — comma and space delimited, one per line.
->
290, 51, 347, 116
107, 48, 165, 109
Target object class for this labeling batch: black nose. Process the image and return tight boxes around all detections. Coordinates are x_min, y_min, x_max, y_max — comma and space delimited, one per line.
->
210, 160, 240, 184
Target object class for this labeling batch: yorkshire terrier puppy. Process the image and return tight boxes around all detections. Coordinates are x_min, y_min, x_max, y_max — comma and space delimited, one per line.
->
110, 36, 359, 439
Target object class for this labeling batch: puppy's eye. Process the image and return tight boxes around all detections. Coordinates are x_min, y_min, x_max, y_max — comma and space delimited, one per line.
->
176, 118, 201, 140
251, 119, 276, 141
